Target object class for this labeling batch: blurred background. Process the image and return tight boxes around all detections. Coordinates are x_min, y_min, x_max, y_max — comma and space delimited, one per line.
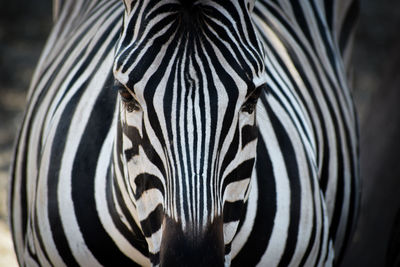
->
0, 1, 399, 266
0, 1, 52, 266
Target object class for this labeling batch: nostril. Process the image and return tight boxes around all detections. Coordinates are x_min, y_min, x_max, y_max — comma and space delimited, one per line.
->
160, 216, 225, 267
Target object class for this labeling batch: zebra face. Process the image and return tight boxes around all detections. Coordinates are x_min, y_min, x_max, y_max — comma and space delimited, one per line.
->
113, 0, 266, 265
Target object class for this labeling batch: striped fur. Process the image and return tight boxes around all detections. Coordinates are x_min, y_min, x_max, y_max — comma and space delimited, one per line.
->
10, 0, 359, 266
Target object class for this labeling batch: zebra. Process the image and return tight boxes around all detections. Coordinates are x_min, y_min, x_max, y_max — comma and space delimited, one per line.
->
9, 0, 359, 266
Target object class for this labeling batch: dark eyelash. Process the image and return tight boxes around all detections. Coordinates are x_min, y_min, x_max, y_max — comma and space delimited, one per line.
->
241, 84, 266, 114
114, 80, 141, 112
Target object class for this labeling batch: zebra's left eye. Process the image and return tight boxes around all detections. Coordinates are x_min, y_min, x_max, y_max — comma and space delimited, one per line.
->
241, 84, 265, 114
114, 80, 141, 112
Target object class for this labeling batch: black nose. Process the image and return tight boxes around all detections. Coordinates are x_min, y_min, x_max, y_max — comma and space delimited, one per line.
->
160, 216, 225, 267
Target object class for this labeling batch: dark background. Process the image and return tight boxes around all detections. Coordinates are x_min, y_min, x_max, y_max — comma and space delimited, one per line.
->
0, 1, 399, 266
0, 1, 52, 265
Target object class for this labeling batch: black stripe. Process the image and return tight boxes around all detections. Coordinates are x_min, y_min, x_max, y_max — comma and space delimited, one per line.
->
324, 0, 334, 31
241, 124, 258, 149
134, 173, 165, 200
221, 159, 255, 195
264, 100, 301, 267
123, 126, 141, 161
148, 252, 160, 266
232, 135, 276, 266
223, 200, 244, 223
234, 196, 248, 235
48, 81, 84, 267
71, 71, 134, 265
220, 124, 240, 178
140, 204, 163, 238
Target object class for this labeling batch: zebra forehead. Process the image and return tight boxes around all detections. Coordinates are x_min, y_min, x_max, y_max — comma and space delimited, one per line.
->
113, 0, 265, 93
122, 0, 253, 10
121, 0, 254, 27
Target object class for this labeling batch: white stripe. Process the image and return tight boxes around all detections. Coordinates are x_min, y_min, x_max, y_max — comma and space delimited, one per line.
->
257, 99, 290, 266
57, 50, 115, 267
231, 168, 258, 258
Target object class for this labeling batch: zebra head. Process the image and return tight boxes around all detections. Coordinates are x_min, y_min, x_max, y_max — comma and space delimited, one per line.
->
113, 0, 266, 265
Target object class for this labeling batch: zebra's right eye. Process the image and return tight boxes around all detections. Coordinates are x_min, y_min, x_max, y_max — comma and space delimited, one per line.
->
119, 88, 134, 102
241, 84, 265, 114
114, 80, 141, 112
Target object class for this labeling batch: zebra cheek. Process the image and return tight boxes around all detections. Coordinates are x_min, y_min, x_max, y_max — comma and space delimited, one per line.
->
134, 184, 165, 258
239, 109, 259, 149
222, 178, 251, 244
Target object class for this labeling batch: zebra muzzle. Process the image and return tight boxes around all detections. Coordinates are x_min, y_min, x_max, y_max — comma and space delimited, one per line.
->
159, 216, 225, 267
